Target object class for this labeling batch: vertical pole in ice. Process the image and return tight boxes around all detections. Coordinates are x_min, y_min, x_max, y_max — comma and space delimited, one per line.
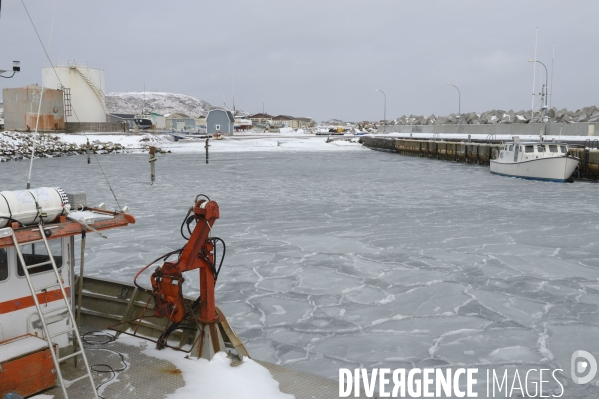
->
149, 146, 157, 185
87, 139, 90, 164
205, 138, 210, 164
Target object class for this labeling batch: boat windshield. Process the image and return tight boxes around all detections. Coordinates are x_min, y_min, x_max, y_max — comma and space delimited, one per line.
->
537, 145, 545, 152
0, 248, 7, 281
525, 145, 534, 153
549, 145, 558, 153
561, 146, 567, 153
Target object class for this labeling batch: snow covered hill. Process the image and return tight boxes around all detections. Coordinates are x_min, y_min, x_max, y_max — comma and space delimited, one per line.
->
106, 92, 216, 117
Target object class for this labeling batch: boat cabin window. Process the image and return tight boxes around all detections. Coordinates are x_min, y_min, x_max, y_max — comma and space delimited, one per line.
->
560, 146, 567, 153
537, 145, 545, 152
525, 145, 534, 153
17, 239, 63, 276
549, 145, 558, 153
508, 145, 513, 151
0, 248, 8, 282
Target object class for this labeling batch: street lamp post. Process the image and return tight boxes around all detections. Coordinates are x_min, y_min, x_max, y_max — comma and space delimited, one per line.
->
447, 83, 461, 133
529, 60, 549, 137
0, 61, 20, 78
375, 89, 386, 133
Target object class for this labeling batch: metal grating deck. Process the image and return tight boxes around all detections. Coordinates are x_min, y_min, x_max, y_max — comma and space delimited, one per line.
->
39, 338, 359, 399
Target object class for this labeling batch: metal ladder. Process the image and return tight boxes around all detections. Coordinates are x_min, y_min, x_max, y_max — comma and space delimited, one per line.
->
9, 222, 99, 399
63, 87, 73, 118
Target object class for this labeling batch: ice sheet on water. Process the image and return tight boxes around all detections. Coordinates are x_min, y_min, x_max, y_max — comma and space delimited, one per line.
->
291, 267, 362, 296
434, 328, 543, 365
311, 333, 432, 363
341, 282, 470, 327
266, 327, 328, 347
257, 277, 297, 293
343, 285, 390, 304
251, 296, 314, 326
469, 288, 549, 327
369, 315, 490, 335
380, 268, 448, 286
4, 147, 599, 396
281, 235, 378, 254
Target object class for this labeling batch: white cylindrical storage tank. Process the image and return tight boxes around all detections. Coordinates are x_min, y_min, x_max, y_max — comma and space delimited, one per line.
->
42, 63, 107, 122
0, 187, 70, 228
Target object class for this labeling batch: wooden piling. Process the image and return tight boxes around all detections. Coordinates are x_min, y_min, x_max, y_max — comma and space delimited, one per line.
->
149, 146, 157, 184
205, 138, 210, 164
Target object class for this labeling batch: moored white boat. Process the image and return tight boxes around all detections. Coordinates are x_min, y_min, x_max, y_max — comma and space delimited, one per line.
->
490, 138, 579, 182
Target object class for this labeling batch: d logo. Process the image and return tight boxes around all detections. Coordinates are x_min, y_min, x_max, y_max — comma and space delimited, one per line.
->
571, 350, 597, 384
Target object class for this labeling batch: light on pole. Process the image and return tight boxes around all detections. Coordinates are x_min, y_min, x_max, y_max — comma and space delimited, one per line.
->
375, 89, 386, 133
447, 83, 462, 133
0, 61, 20, 78
447, 83, 461, 133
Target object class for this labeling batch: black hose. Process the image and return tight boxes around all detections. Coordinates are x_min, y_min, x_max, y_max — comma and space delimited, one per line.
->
82, 332, 128, 399
210, 237, 226, 280
195, 194, 210, 202
157, 295, 203, 348
179, 207, 193, 240
133, 248, 183, 294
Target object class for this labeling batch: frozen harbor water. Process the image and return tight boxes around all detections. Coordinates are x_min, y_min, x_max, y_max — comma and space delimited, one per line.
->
2, 138, 599, 397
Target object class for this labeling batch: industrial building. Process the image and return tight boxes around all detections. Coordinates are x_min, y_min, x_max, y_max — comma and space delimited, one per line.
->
3, 63, 121, 132
2, 85, 65, 131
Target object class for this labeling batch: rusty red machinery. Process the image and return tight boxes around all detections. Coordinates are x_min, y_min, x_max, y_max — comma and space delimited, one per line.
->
121, 194, 246, 360
148, 196, 220, 324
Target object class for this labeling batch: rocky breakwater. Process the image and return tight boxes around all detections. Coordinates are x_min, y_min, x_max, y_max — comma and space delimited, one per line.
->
391, 105, 599, 126
0, 131, 125, 162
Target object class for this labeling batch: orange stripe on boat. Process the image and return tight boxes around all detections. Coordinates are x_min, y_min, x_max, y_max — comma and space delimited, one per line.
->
0, 287, 70, 315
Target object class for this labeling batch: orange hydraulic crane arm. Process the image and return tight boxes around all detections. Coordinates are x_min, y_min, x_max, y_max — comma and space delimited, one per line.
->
146, 198, 223, 325
174, 199, 219, 273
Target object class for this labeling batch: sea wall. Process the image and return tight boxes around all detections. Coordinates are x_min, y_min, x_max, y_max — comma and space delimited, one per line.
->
359, 136, 599, 180
357, 136, 396, 152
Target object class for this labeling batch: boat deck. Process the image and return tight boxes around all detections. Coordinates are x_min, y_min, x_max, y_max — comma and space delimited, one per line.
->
42, 329, 357, 399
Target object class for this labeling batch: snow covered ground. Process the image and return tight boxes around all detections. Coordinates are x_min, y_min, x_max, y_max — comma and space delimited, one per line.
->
2, 139, 599, 398
116, 335, 293, 399
52, 130, 366, 153
106, 91, 215, 116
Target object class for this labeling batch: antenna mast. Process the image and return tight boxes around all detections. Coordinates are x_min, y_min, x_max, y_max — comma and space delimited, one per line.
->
531, 28, 538, 113
550, 42, 555, 109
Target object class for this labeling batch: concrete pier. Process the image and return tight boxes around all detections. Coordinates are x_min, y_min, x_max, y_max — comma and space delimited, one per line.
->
359, 136, 599, 180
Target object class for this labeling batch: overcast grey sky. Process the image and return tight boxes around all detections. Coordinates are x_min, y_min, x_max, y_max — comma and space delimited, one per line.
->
1, 1, 597, 121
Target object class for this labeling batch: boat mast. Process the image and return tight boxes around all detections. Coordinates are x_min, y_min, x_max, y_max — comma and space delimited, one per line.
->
550, 42, 555, 109
531, 28, 538, 122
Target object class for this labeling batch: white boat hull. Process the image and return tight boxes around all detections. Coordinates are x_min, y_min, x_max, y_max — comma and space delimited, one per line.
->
490, 156, 579, 182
